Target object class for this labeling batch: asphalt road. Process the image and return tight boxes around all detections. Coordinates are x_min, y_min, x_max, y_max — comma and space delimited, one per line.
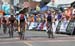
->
32, 41, 75, 46
0, 27, 75, 46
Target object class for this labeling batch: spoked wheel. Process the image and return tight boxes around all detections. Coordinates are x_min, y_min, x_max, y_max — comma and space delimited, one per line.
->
3, 28, 7, 34
19, 22, 25, 40
47, 27, 54, 38
9, 24, 14, 38
19, 32, 24, 40
47, 31, 54, 38
19, 27, 25, 40
3, 24, 7, 34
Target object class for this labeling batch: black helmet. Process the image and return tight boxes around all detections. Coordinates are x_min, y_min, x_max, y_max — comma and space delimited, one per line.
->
11, 15, 14, 17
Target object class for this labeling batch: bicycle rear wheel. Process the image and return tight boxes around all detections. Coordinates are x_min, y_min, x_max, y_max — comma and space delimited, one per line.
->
19, 28, 25, 40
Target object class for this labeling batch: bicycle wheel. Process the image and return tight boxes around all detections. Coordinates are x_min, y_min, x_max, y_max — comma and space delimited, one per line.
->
3, 24, 7, 34
47, 22, 54, 38
9, 24, 14, 38
19, 27, 24, 40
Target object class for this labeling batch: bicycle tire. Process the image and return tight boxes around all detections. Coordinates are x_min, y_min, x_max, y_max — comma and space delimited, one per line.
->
9, 24, 14, 38
3, 24, 7, 34
19, 26, 25, 40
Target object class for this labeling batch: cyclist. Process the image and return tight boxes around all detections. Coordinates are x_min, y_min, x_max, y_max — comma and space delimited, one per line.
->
8, 15, 16, 38
2, 16, 7, 34
18, 13, 26, 40
47, 13, 54, 38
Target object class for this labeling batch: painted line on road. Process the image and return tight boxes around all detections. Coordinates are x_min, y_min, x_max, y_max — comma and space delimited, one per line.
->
0, 38, 19, 40
0, 41, 23, 44
24, 42, 32, 46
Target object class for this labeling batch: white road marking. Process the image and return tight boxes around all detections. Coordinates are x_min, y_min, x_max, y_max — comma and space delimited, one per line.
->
24, 42, 32, 46
0, 38, 19, 40
0, 41, 23, 44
